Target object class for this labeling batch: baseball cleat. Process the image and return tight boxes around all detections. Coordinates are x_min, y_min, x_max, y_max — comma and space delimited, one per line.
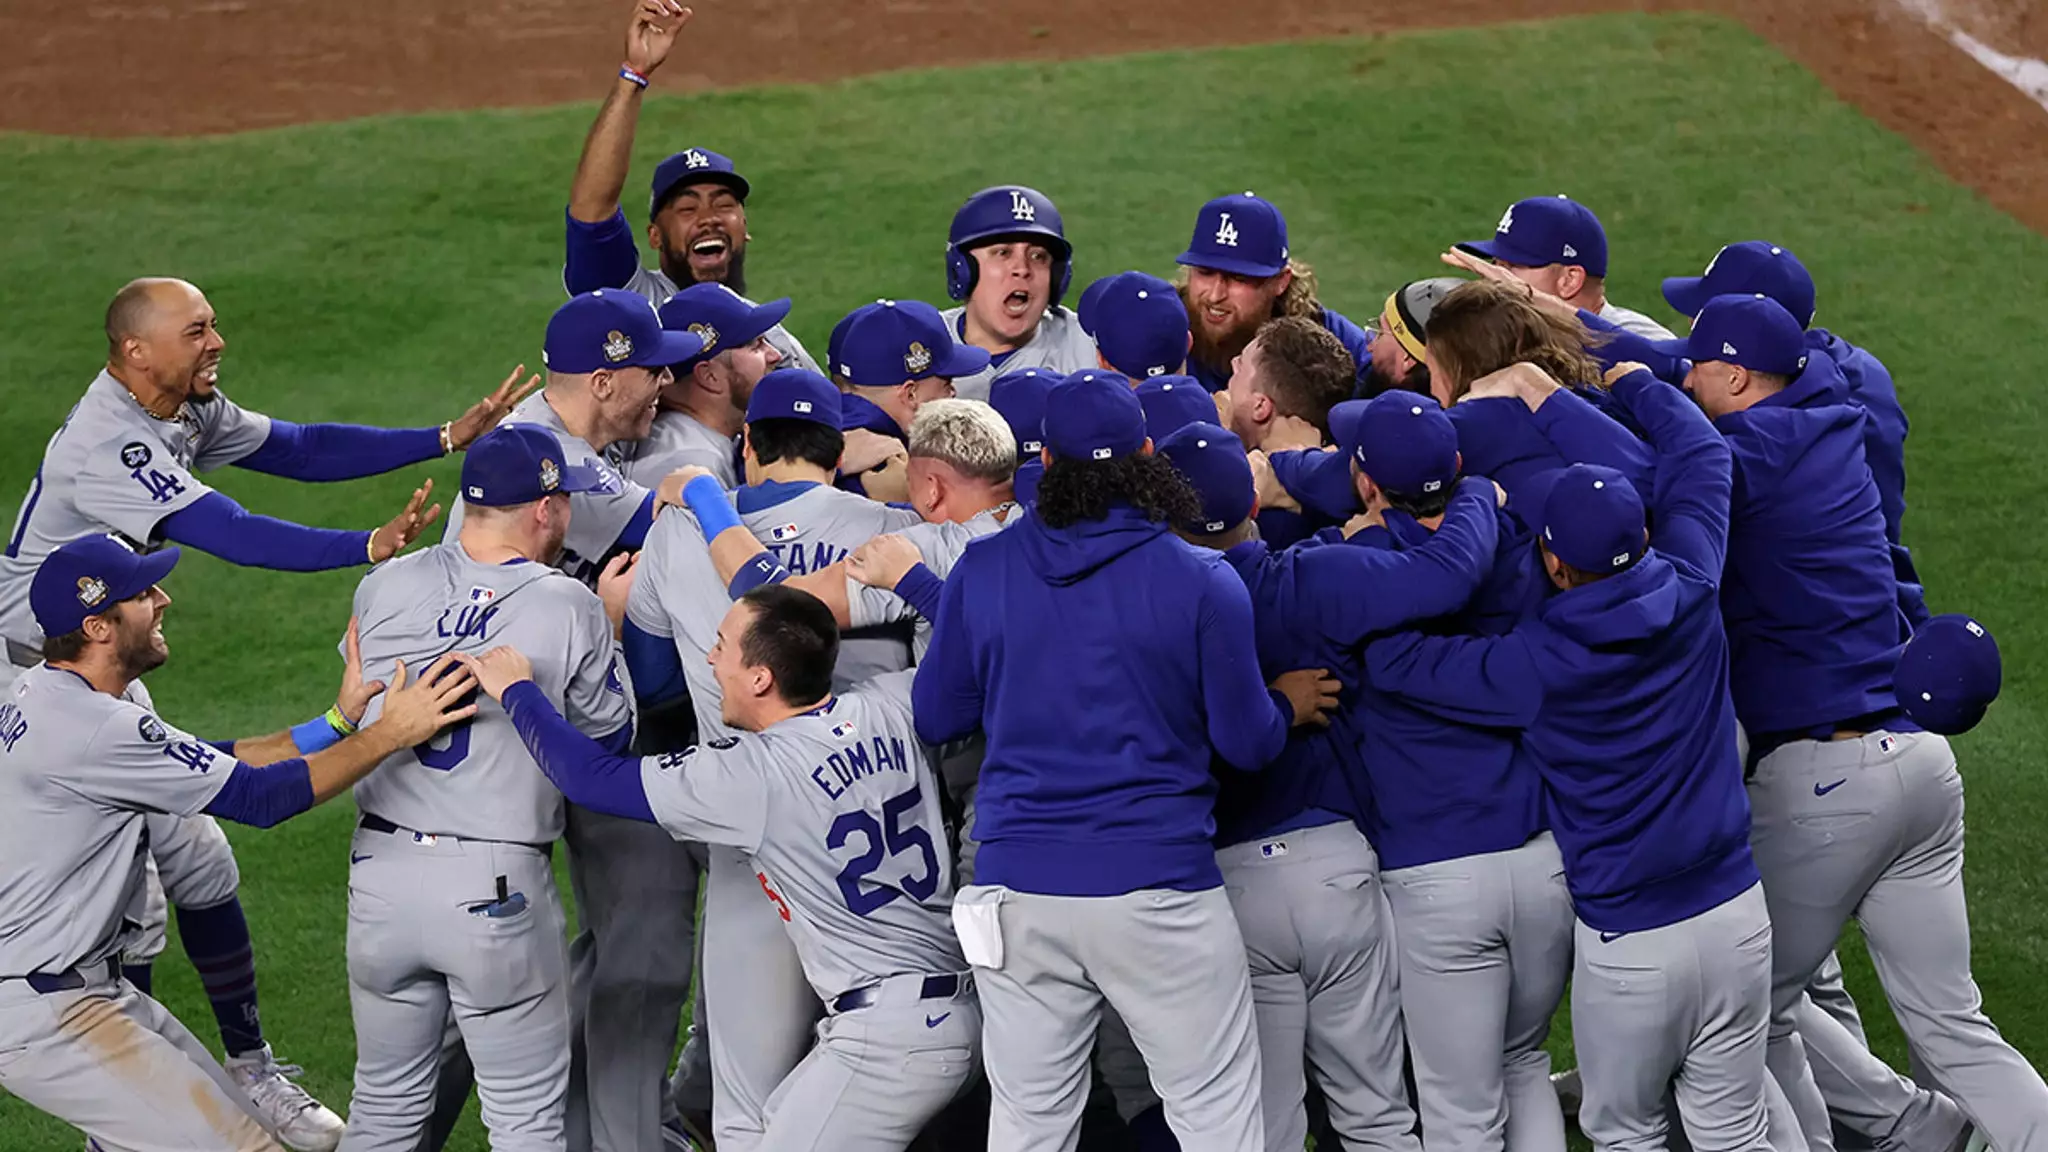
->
224, 1044, 346, 1152
1550, 1067, 1584, 1120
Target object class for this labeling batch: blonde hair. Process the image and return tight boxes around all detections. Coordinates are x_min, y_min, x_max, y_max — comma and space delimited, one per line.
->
1423, 280, 1605, 400
908, 399, 1017, 484
1172, 258, 1324, 319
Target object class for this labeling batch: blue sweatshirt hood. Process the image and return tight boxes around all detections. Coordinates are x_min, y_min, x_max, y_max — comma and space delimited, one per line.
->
1543, 552, 1679, 648
1018, 504, 1165, 585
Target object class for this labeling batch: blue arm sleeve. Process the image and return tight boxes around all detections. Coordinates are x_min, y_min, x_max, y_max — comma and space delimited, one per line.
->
1199, 563, 1290, 771
235, 420, 444, 483
1528, 388, 1654, 490
201, 759, 316, 829
616, 493, 657, 550
1270, 449, 1362, 521
502, 681, 656, 822
727, 551, 789, 598
1310, 478, 1500, 645
564, 207, 646, 295
892, 563, 945, 621
160, 491, 373, 572
1577, 309, 1688, 383
1365, 630, 1544, 729
622, 619, 688, 711
1609, 369, 1734, 580
912, 560, 985, 746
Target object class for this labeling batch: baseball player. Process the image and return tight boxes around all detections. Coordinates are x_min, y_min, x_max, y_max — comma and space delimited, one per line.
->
1133, 375, 1218, 443
463, 585, 978, 1150
621, 283, 791, 488
0, 533, 474, 1152
1335, 394, 1571, 1152
1361, 278, 1465, 398
831, 299, 993, 498
1, 275, 510, 1150
1364, 365, 1772, 1152
938, 185, 1100, 401
1174, 192, 1374, 395
339, 426, 635, 1152
1218, 314, 1356, 547
623, 368, 922, 1151
910, 371, 1334, 1150
1157, 418, 1503, 1152
987, 367, 1059, 505
561, 0, 818, 374
1453, 195, 1676, 340
1650, 297, 2048, 1152
1078, 271, 1192, 380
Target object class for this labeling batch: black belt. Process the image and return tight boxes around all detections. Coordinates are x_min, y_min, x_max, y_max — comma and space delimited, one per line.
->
358, 813, 550, 856
1747, 708, 1911, 777
830, 972, 967, 1015
7, 958, 119, 995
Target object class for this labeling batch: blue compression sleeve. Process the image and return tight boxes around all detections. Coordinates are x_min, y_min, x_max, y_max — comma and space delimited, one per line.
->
617, 492, 657, 550
564, 207, 645, 295
161, 491, 373, 571
235, 420, 443, 483
289, 713, 343, 754
622, 619, 688, 711
892, 563, 944, 621
502, 681, 657, 822
683, 474, 743, 539
202, 759, 316, 829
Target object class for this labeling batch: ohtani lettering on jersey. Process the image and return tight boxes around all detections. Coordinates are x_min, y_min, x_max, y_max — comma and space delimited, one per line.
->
0, 702, 25, 753
765, 540, 850, 576
436, 601, 499, 641
808, 732, 913, 801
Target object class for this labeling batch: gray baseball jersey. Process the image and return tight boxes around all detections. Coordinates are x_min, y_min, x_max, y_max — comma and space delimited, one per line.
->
441, 390, 645, 585
626, 481, 923, 720
1597, 301, 1677, 341
608, 267, 820, 377
350, 540, 632, 843
639, 671, 963, 1001
0, 371, 271, 653
844, 503, 1019, 660
622, 410, 738, 489
0, 664, 237, 977
937, 306, 1099, 403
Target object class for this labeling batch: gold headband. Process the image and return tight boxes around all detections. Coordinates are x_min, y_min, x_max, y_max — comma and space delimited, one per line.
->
1382, 290, 1427, 362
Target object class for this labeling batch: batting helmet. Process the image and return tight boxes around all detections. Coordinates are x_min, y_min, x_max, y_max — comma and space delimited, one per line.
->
946, 186, 1074, 307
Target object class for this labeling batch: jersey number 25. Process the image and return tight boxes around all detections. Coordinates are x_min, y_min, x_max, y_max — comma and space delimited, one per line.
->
828, 783, 940, 917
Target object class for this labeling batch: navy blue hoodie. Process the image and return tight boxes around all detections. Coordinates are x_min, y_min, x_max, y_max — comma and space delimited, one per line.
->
1211, 479, 1500, 849
1809, 329, 1927, 628
1364, 371, 1756, 933
1347, 505, 1549, 871
1715, 353, 1910, 740
914, 504, 1290, 896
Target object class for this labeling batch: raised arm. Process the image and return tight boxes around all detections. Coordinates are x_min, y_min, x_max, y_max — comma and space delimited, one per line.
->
1607, 367, 1734, 580
569, 1, 693, 225
1310, 476, 1500, 645
1365, 629, 1543, 730
233, 367, 540, 481
159, 481, 439, 571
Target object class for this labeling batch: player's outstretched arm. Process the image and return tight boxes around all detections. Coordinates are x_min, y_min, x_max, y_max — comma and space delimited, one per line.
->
217, 617, 387, 764
234, 366, 541, 483
846, 535, 943, 622
570, 0, 691, 224
1606, 366, 1734, 580
156, 479, 438, 572
1311, 476, 1500, 645
1364, 629, 1543, 730
463, 647, 661, 823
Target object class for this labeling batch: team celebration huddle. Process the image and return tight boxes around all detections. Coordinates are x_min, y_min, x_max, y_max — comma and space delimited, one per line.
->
0, 2, 2036, 1152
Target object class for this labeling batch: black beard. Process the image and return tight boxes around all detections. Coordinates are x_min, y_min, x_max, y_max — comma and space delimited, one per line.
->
659, 243, 748, 297
117, 630, 168, 681
187, 386, 218, 406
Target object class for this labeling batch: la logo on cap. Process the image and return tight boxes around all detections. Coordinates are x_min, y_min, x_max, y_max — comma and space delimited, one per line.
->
905, 341, 933, 375
684, 149, 709, 169
1497, 205, 1515, 234
540, 458, 561, 492
1009, 190, 1036, 221
76, 576, 108, 608
603, 329, 634, 364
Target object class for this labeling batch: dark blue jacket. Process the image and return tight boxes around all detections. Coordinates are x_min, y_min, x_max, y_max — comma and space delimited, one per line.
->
913, 505, 1290, 896
1211, 480, 1499, 849
1363, 370, 1756, 933
1187, 307, 1376, 395
1809, 329, 1926, 628
1347, 506, 1549, 871
1715, 354, 1910, 739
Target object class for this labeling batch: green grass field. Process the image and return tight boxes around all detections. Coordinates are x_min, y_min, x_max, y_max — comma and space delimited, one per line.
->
3, 9, 2045, 1147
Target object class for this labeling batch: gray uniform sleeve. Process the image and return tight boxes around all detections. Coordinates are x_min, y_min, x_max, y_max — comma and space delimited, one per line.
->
73, 434, 213, 542
564, 591, 634, 739
189, 393, 275, 472
625, 513, 679, 638
69, 704, 238, 817
639, 740, 771, 852
845, 520, 963, 629
564, 455, 651, 564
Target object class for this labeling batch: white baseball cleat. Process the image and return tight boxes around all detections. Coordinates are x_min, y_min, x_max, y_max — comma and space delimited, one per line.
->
224, 1044, 346, 1152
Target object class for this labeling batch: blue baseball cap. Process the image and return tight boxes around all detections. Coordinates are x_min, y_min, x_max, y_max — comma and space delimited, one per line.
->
834, 300, 992, 387
31, 534, 181, 639
1457, 195, 1609, 278
1536, 464, 1645, 575
1044, 370, 1146, 462
988, 367, 1060, 457
1079, 271, 1190, 379
658, 283, 792, 368
1338, 393, 1460, 499
1648, 294, 1808, 376
1136, 375, 1216, 442
1896, 615, 2002, 735
1178, 192, 1290, 279
1663, 242, 1817, 329
462, 425, 605, 508
746, 368, 842, 428
1013, 457, 1045, 504
545, 290, 703, 375
1158, 422, 1254, 534
649, 147, 750, 215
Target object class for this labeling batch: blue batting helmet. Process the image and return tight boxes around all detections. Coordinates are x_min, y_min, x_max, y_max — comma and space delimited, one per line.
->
945, 185, 1074, 307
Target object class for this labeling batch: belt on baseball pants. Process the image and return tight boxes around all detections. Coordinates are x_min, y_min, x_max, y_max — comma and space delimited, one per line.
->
1746, 707, 1909, 777
4, 958, 120, 995
358, 812, 552, 856
830, 972, 969, 1015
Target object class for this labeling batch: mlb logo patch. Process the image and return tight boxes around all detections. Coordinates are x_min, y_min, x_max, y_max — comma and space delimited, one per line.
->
468, 586, 497, 605
1878, 735, 1897, 754
769, 523, 800, 542
1260, 840, 1288, 859
830, 720, 857, 740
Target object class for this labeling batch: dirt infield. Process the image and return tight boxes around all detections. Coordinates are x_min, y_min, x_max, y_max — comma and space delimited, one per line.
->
3, 0, 2044, 232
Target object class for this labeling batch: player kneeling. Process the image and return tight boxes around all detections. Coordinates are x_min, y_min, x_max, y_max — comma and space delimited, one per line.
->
464, 586, 980, 1152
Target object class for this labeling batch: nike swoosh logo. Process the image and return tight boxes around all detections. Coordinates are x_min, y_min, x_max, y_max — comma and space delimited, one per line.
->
925, 1012, 951, 1028
1599, 932, 1625, 943
350, 852, 373, 864
1814, 779, 1848, 796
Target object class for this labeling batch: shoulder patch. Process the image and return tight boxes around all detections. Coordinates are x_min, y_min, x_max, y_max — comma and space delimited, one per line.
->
656, 748, 698, 771
137, 714, 169, 744
121, 442, 153, 470
707, 736, 740, 750
603, 658, 625, 696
